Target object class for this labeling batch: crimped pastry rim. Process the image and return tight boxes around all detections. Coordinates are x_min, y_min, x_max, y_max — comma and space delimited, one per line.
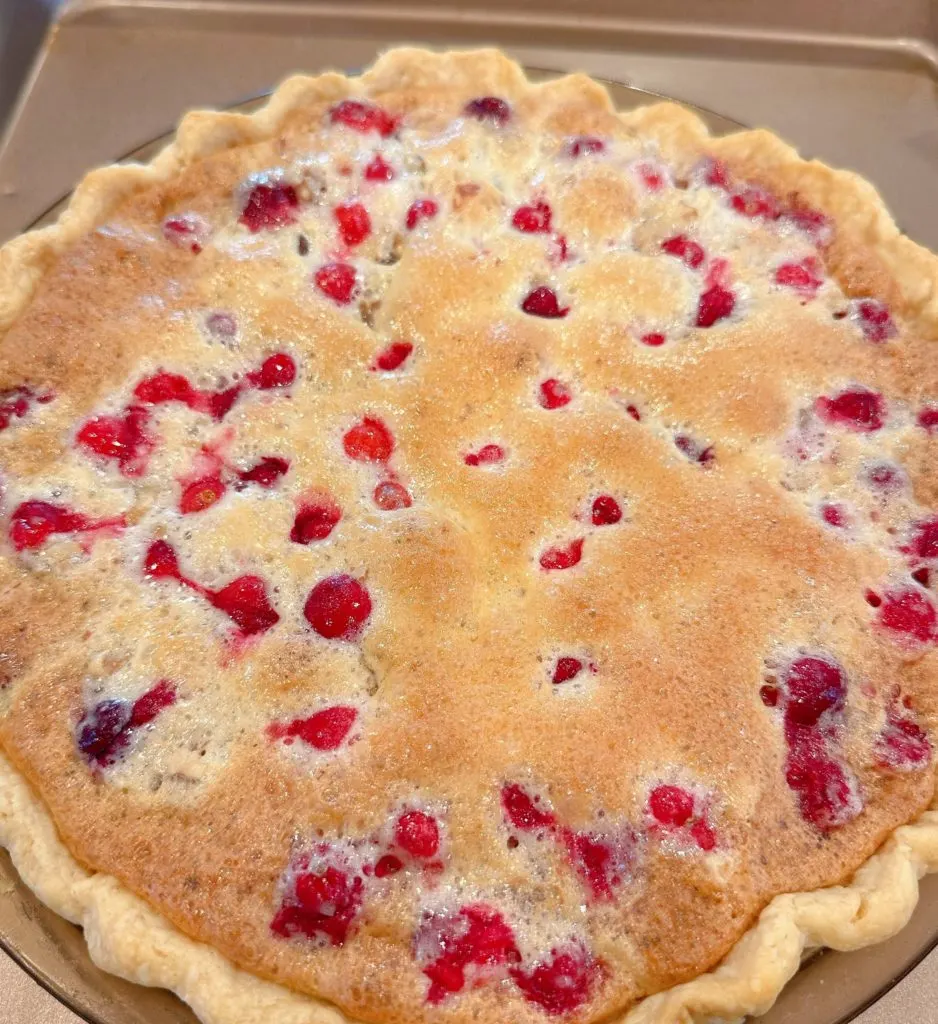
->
0, 46, 937, 1024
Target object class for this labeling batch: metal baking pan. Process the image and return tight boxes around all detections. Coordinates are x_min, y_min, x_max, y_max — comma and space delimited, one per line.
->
2, 3, 938, 1022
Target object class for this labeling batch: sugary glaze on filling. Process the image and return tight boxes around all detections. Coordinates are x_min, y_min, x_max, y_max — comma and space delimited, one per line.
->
0, 48, 937, 1024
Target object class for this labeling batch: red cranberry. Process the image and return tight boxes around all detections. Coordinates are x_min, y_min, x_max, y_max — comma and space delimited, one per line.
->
696, 284, 736, 327
395, 811, 440, 859
783, 656, 846, 727
775, 257, 822, 298
626, 404, 641, 421
464, 97, 511, 124
76, 405, 152, 477
785, 205, 832, 243
693, 157, 732, 189
179, 474, 226, 514
239, 183, 299, 232
209, 575, 280, 635
634, 160, 668, 191
134, 371, 204, 410
522, 287, 569, 319
76, 679, 177, 767
237, 456, 289, 488
690, 819, 717, 851
913, 567, 931, 587
648, 784, 694, 827
917, 406, 938, 433
291, 498, 342, 544
419, 904, 520, 1004
760, 684, 779, 707
640, 332, 666, 348
567, 136, 605, 158
373, 480, 412, 510
343, 416, 394, 462
865, 462, 906, 495
364, 154, 395, 181
330, 99, 398, 136
783, 729, 859, 831
820, 503, 848, 528
0, 386, 51, 433
877, 587, 937, 644
314, 262, 358, 305
591, 495, 622, 526
464, 443, 505, 467
539, 538, 584, 571
552, 657, 585, 685
247, 352, 297, 390
334, 201, 372, 247
162, 213, 209, 253
674, 434, 715, 465
661, 234, 705, 269
143, 539, 183, 581
304, 574, 372, 641
538, 378, 572, 409
405, 198, 439, 230
128, 678, 177, 729
902, 517, 938, 561
510, 943, 604, 1016
501, 783, 557, 832
271, 858, 365, 946
562, 827, 634, 901
372, 341, 413, 372
9, 500, 125, 551
374, 854, 402, 877
875, 691, 931, 771
730, 186, 780, 220
267, 705, 358, 751
853, 299, 896, 343
512, 201, 553, 234
816, 387, 886, 432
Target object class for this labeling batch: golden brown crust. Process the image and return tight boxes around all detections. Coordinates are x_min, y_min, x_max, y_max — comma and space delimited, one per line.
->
0, 46, 937, 1024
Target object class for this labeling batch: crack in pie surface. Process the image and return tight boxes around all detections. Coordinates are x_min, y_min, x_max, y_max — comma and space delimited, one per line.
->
1, 47, 938, 1024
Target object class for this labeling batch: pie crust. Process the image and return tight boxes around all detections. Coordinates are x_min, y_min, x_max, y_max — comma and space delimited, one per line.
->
0, 47, 937, 1024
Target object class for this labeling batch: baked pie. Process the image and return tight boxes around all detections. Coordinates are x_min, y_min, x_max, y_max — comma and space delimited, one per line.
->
0, 47, 937, 1024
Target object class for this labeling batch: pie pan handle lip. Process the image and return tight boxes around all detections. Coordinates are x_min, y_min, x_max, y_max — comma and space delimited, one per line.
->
2, 66, 937, 1024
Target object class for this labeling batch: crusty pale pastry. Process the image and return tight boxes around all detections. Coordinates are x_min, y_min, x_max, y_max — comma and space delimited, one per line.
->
1, 47, 938, 1024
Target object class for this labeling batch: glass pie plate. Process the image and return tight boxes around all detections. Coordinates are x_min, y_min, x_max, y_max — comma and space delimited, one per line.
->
1, 70, 937, 1024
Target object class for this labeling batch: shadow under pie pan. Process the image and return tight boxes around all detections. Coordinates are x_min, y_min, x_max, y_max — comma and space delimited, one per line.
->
1, 69, 937, 1024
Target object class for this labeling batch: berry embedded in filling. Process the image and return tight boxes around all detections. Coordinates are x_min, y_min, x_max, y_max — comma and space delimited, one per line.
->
315, 262, 358, 304
343, 416, 395, 463
522, 287, 569, 319
539, 538, 584, 571
816, 387, 886, 432
143, 540, 279, 637
372, 341, 413, 372
291, 498, 342, 544
512, 201, 553, 234
76, 679, 177, 768
764, 655, 862, 831
304, 574, 373, 641
464, 97, 511, 124
267, 705, 358, 751
334, 201, 372, 247
330, 99, 399, 137
239, 183, 299, 232
9, 500, 125, 551
464, 443, 505, 467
